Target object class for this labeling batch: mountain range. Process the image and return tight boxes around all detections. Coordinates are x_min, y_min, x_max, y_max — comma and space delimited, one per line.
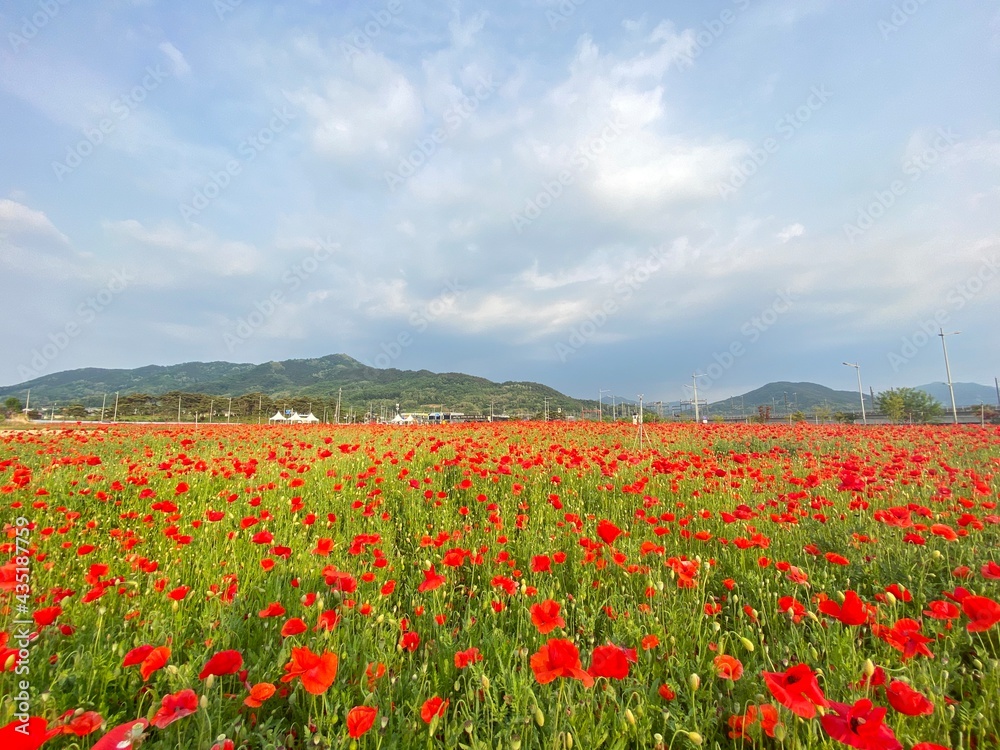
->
2, 355, 997, 416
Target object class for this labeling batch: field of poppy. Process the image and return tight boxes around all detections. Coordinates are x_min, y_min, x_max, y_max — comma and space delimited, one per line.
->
2, 421, 999, 750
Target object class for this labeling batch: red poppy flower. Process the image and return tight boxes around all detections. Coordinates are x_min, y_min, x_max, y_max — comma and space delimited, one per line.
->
421, 696, 449, 723
33, 605, 61, 628
315, 609, 341, 631
90, 719, 148, 750
346, 706, 377, 738
139, 645, 171, 681
819, 590, 873, 626
0, 716, 48, 750
244, 682, 276, 707
820, 698, 902, 750
596, 519, 623, 545
714, 654, 744, 681
151, 688, 198, 729
454, 647, 483, 669
962, 595, 1000, 632
281, 617, 308, 637
417, 565, 446, 593
56, 710, 103, 737
778, 595, 806, 623
400, 631, 420, 652
531, 554, 552, 573
981, 561, 1000, 580
530, 599, 566, 634
281, 646, 339, 694
530, 638, 594, 688
259, 602, 286, 618
923, 600, 960, 621
885, 680, 934, 716
122, 644, 154, 668
872, 618, 935, 660
762, 663, 828, 718
589, 644, 631, 680
658, 683, 676, 701
199, 649, 243, 680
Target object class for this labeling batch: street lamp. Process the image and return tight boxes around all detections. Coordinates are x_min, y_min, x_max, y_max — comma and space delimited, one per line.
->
691, 373, 708, 422
938, 328, 960, 424
599, 388, 610, 422
843, 362, 867, 425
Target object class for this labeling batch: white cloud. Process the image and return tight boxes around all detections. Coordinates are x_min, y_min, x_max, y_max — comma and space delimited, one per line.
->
777, 223, 804, 243
158, 42, 192, 77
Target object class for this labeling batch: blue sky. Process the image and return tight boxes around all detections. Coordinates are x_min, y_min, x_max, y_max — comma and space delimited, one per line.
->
1, 0, 998, 403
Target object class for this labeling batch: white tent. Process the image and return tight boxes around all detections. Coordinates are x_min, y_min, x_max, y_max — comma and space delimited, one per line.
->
268, 411, 288, 422
298, 412, 320, 423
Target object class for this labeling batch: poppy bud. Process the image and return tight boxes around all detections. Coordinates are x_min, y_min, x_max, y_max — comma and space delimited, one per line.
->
739, 636, 754, 652
885, 591, 897, 605
566, 732, 574, 749
688, 673, 701, 691
510, 733, 521, 750
534, 707, 545, 726
773, 723, 787, 741
711, 621, 721, 632
206, 674, 215, 690
863, 659, 875, 677
200, 693, 209, 710
932, 550, 943, 560
625, 708, 636, 727
481, 675, 490, 692
686, 731, 703, 746
972, 658, 984, 670
3, 654, 15, 671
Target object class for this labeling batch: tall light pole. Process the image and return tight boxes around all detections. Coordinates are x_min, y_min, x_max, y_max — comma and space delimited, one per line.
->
599, 388, 610, 422
843, 362, 866, 425
691, 373, 707, 422
939, 329, 960, 424
228, 396, 232, 424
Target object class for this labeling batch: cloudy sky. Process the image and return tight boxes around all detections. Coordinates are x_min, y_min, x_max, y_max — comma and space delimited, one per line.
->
1, 0, 998, 403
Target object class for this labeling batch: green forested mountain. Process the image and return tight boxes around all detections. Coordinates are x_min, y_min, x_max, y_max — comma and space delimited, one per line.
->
0, 354, 586, 418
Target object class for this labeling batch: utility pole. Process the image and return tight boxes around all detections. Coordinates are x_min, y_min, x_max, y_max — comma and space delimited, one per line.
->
228, 397, 232, 424
113, 392, 119, 422
938, 328, 960, 424
599, 388, 610, 422
177, 395, 182, 423
692, 374, 705, 423
335, 388, 342, 425
843, 362, 867, 425
258, 394, 262, 424
209, 399, 214, 424
100, 393, 107, 423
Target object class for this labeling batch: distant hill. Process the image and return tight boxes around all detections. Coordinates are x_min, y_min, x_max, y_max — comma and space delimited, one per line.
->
709, 381, 871, 415
915, 382, 999, 408
0, 354, 586, 416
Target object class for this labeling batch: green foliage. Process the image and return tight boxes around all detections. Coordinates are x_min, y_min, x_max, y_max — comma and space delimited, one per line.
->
876, 387, 944, 423
3, 396, 21, 415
